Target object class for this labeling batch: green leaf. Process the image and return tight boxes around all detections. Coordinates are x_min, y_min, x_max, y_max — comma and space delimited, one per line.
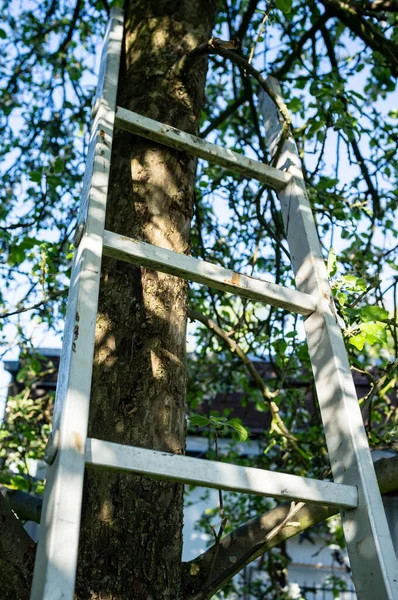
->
359, 305, 389, 323
10, 475, 29, 491
349, 333, 366, 351
349, 322, 387, 350
336, 292, 347, 306
276, 0, 292, 13
29, 171, 42, 183
8, 237, 40, 266
288, 97, 303, 114
307, 118, 324, 135
340, 275, 367, 292
30, 358, 42, 374
53, 157, 64, 174
327, 248, 337, 277
69, 67, 82, 81
190, 415, 211, 427
224, 419, 249, 442
0, 29, 6, 39
359, 321, 387, 345
209, 416, 227, 427
46, 175, 62, 187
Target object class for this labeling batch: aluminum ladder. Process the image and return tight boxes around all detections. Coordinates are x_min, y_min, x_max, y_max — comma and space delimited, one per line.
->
30, 9, 398, 600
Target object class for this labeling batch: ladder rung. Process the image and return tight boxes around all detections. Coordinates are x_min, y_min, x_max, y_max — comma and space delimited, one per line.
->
85, 438, 358, 509
115, 106, 291, 191
102, 230, 316, 316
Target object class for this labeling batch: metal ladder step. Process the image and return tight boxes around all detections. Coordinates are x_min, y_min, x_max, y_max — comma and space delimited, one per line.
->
115, 106, 291, 190
85, 438, 358, 509
102, 230, 316, 315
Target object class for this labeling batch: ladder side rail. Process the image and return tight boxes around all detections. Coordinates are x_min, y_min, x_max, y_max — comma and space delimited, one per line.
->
259, 78, 398, 600
85, 438, 358, 509
102, 230, 316, 316
115, 106, 292, 191
30, 9, 124, 600
75, 47, 108, 233
74, 10, 118, 237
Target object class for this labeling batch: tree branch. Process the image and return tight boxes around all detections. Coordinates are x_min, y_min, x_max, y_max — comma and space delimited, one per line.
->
0, 491, 36, 599
208, 42, 292, 127
235, 0, 261, 42
320, 23, 382, 219
188, 309, 310, 463
0, 289, 67, 319
57, 0, 82, 57
182, 455, 398, 600
254, 185, 291, 260
350, 137, 382, 219
272, 12, 331, 80
1, 486, 42, 524
351, 0, 398, 11
200, 91, 249, 138
360, 357, 398, 420
99, 0, 110, 16
172, 40, 292, 129
320, 0, 398, 75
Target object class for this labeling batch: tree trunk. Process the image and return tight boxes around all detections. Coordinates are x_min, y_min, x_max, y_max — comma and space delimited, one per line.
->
0, 493, 36, 600
76, 1, 217, 598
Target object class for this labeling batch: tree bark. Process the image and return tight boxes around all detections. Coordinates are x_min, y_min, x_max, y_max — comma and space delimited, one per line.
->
76, 1, 217, 598
0, 492, 36, 600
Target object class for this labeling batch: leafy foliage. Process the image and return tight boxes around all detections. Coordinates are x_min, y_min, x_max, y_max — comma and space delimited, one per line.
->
0, 351, 55, 495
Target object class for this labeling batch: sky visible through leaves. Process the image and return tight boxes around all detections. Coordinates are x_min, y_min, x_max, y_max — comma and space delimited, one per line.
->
1, 0, 397, 411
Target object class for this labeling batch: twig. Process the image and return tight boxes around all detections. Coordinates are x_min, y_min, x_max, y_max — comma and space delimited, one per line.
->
248, 4, 272, 65
100, 0, 110, 16
171, 38, 292, 132
320, 0, 398, 76
352, 0, 398, 11
236, 0, 262, 42
321, 23, 382, 219
271, 120, 289, 167
0, 290, 67, 319
346, 283, 376, 309
272, 13, 331, 79
264, 500, 304, 542
188, 308, 310, 463
360, 358, 398, 420
254, 185, 291, 259
205, 430, 229, 585
200, 91, 249, 138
